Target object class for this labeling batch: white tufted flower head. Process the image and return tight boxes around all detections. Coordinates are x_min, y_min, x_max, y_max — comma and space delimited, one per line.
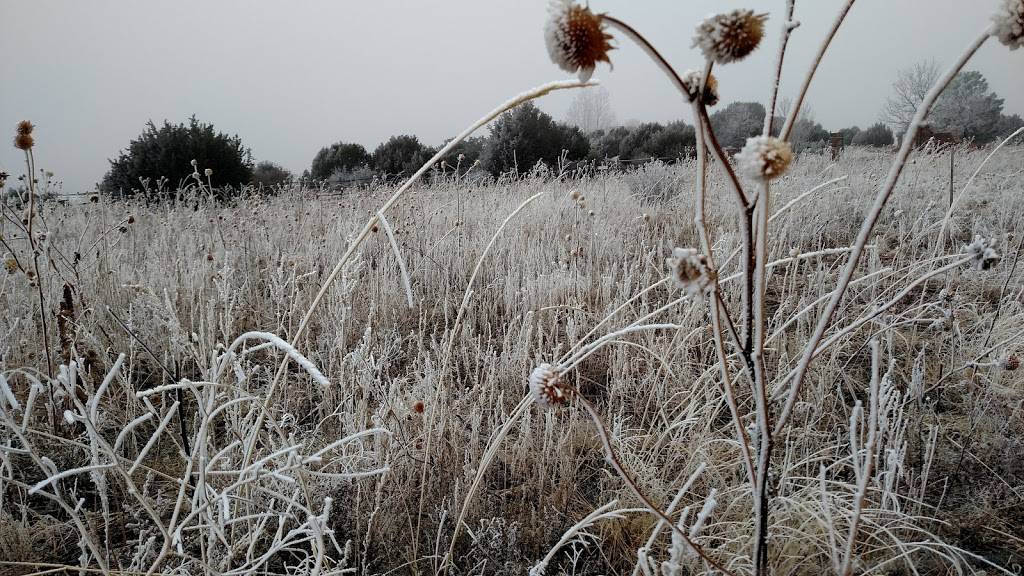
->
545, 0, 614, 81
693, 10, 767, 64
204, 168, 213, 177
963, 235, 1000, 270
529, 363, 571, 408
991, 0, 1024, 49
735, 136, 793, 181
680, 70, 719, 106
666, 248, 716, 299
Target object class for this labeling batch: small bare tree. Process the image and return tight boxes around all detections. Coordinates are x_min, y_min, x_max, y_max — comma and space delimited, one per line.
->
882, 60, 940, 135
565, 85, 617, 134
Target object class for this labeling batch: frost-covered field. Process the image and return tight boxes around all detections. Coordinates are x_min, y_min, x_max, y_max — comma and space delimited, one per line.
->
1, 145, 1022, 574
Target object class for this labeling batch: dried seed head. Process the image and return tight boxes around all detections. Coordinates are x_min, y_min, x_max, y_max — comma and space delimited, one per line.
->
529, 363, 571, 408
0, 171, 8, 187
545, 0, 614, 81
992, 0, 1024, 49
14, 120, 35, 150
735, 136, 793, 181
412, 400, 425, 413
4, 257, 16, 274
204, 168, 213, 177
681, 70, 719, 106
693, 10, 767, 64
1003, 354, 1020, 371
963, 235, 1000, 270
666, 247, 716, 299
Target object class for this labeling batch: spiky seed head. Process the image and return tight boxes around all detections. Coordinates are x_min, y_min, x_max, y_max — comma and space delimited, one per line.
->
681, 69, 719, 106
735, 136, 793, 181
545, 0, 614, 81
666, 248, 716, 299
14, 121, 35, 151
693, 10, 766, 64
529, 363, 571, 408
4, 257, 16, 274
963, 235, 1000, 270
992, 0, 1024, 49
1003, 354, 1020, 371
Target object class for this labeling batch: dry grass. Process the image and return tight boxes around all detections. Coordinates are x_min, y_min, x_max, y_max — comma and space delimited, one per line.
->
1, 142, 1022, 574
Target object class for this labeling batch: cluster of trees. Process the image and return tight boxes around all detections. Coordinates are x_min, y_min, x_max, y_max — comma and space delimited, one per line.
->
97, 66, 1020, 197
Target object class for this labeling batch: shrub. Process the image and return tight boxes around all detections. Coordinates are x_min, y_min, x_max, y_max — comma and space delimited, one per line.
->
251, 161, 292, 189
310, 142, 371, 181
372, 135, 435, 178
853, 122, 894, 147
481, 102, 589, 176
838, 126, 862, 146
101, 116, 253, 197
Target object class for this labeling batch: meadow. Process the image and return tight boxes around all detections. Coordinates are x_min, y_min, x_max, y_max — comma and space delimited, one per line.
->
2, 143, 1023, 574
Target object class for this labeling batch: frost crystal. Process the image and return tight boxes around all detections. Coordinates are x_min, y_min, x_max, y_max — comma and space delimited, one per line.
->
666, 248, 715, 299
529, 363, 570, 408
693, 10, 767, 64
991, 0, 1024, 49
963, 235, 1000, 270
544, 0, 614, 81
735, 136, 793, 181
680, 69, 719, 106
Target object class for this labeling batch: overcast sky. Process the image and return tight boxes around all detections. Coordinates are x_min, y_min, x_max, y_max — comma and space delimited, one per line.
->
1, 0, 1021, 193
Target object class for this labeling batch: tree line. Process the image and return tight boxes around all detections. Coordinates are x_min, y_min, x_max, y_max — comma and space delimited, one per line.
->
94, 66, 1022, 197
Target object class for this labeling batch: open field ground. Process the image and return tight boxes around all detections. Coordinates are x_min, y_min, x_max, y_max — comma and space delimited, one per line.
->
2, 144, 1023, 574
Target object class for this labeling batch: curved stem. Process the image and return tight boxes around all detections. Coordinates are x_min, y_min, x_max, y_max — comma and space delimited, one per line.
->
779, 0, 856, 141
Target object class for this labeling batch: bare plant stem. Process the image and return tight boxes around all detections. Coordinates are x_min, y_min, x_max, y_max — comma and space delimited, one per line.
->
23, 149, 55, 382
764, 0, 797, 137
779, 0, 856, 141
775, 28, 991, 436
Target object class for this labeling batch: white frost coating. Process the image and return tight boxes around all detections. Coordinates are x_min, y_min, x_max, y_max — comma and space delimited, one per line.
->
221, 331, 331, 388
665, 247, 715, 299
30, 463, 116, 495
963, 235, 1000, 270
0, 373, 20, 410
129, 401, 180, 474
693, 9, 765, 64
545, 0, 578, 75
735, 136, 793, 181
992, 0, 1024, 49
688, 488, 718, 539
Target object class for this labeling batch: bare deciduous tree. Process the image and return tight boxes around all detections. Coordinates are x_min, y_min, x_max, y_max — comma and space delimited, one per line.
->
565, 86, 617, 134
882, 60, 940, 135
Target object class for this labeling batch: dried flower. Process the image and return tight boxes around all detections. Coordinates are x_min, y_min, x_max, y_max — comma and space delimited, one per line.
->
1003, 354, 1020, 371
14, 120, 34, 151
545, 0, 614, 81
681, 70, 719, 106
666, 247, 715, 298
735, 136, 793, 181
963, 235, 1000, 270
204, 168, 213, 177
529, 363, 571, 408
0, 171, 8, 187
693, 10, 766, 64
412, 400, 425, 414
4, 257, 17, 274
991, 0, 1024, 49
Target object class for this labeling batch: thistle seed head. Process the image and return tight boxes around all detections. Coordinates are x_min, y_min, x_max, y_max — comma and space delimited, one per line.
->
1003, 354, 1020, 371
735, 136, 793, 181
545, 0, 614, 81
14, 121, 35, 151
963, 235, 1000, 270
681, 69, 719, 106
666, 248, 715, 299
529, 363, 571, 408
693, 10, 766, 64
992, 0, 1024, 49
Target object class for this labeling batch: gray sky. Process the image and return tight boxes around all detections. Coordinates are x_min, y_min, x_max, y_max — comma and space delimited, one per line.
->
2, 0, 1021, 193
